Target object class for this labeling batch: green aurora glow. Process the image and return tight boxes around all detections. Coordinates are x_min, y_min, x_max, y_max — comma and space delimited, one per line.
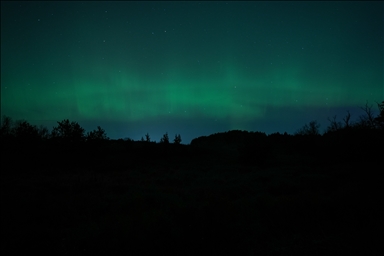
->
1, 1, 383, 142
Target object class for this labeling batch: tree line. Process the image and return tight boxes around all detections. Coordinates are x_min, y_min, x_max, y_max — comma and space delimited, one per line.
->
295, 101, 383, 136
1, 101, 382, 145
0, 117, 183, 145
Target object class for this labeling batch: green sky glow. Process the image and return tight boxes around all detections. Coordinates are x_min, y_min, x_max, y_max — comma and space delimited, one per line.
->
1, 1, 383, 142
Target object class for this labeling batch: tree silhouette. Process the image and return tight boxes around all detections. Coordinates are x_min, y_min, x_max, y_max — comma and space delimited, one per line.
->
374, 101, 384, 129
326, 115, 343, 133
37, 125, 50, 140
0, 116, 13, 139
51, 119, 85, 143
173, 134, 182, 144
343, 111, 351, 128
87, 126, 109, 141
295, 120, 320, 136
357, 102, 376, 129
145, 133, 151, 142
160, 132, 169, 144
12, 120, 39, 142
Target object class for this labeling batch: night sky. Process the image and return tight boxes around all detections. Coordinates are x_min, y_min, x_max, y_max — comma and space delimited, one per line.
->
1, 1, 383, 143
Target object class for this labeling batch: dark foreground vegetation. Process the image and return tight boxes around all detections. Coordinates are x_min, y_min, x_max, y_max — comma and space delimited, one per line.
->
1, 102, 383, 255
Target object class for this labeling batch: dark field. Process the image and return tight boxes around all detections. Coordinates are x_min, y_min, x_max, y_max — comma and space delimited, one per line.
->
1, 130, 382, 256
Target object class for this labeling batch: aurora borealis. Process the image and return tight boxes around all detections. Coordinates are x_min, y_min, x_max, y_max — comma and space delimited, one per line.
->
1, 1, 383, 143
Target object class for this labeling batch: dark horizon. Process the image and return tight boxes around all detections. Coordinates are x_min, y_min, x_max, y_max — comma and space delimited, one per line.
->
1, 101, 381, 144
